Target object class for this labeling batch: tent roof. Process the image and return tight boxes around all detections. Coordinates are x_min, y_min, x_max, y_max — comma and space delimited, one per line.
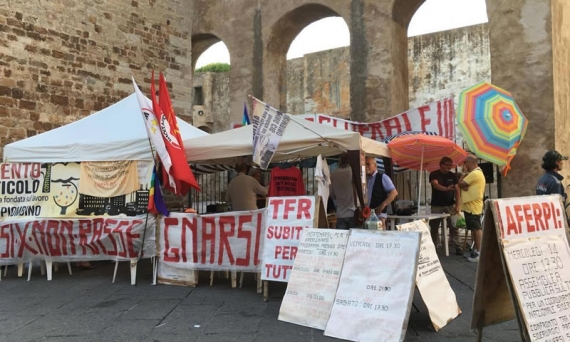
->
4, 93, 208, 163
183, 115, 390, 166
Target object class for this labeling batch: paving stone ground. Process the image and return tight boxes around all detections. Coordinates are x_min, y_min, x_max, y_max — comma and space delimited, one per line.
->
0, 251, 519, 342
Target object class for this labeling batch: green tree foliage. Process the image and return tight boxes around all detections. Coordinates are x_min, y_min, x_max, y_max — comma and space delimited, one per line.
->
195, 63, 230, 73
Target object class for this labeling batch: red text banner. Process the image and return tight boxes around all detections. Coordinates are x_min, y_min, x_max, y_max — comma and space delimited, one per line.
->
261, 196, 316, 282
496, 195, 566, 240
158, 210, 266, 275
298, 98, 455, 141
0, 215, 155, 264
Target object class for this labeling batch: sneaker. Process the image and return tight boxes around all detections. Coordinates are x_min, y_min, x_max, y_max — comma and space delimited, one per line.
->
464, 250, 478, 259
455, 246, 464, 256
467, 253, 480, 262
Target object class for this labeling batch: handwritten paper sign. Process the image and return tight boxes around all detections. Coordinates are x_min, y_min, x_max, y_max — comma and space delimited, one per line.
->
497, 196, 570, 341
324, 230, 421, 342
397, 220, 461, 331
261, 196, 316, 282
472, 195, 570, 341
278, 228, 349, 329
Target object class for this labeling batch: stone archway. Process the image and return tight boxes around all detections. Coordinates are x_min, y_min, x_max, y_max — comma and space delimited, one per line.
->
191, 33, 231, 132
191, 33, 222, 71
264, 3, 348, 112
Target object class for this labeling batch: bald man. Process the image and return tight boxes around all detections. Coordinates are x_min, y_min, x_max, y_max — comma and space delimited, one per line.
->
458, 155, 485, 262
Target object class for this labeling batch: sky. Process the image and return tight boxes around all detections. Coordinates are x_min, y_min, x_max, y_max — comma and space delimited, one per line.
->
195, 0, 488, 68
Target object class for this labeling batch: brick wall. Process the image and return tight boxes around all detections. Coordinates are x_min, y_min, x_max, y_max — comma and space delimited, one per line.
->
0, 1, 193, 155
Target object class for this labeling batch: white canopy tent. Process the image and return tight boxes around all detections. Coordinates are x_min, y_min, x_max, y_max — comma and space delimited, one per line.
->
4, 93, 208, 163
183, 114, 391, 166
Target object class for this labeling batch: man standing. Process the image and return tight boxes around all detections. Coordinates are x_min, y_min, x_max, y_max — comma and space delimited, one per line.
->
226, 161, 268, 211
536, 150, 568, 202
429, 156, 462, 255
458, 155, 486, 262
330, 153, 356, 229
365, 156, 398, 228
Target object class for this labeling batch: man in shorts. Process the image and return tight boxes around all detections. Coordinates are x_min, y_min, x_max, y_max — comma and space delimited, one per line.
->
458, 155, 485, 262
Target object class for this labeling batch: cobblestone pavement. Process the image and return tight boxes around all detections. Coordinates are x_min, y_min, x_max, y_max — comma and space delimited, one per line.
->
0, 251, 518, 342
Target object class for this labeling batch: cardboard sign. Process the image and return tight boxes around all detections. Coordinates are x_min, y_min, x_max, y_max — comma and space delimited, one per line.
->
472, 195, 570, 341
0, 215, 155, 263
278, 229, 349, 329
397, 220, 461, 331
324, 230, 421, 342
261, 196, 317, 282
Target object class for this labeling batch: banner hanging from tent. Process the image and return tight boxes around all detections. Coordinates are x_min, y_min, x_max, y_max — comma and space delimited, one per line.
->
157, 211, 266, 275
298, 98, 455, 141
0, 162, 152, 220
0, 215, 156, 264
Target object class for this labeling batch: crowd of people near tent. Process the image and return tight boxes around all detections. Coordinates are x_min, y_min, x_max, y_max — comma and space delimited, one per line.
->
219, 147, 569, 265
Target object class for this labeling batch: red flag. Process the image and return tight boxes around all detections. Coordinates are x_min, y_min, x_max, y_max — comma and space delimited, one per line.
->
158, 72, 200, 195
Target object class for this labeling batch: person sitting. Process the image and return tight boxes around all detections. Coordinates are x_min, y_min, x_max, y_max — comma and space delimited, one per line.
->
250, 169, 267, 208
225, 161, 267, 211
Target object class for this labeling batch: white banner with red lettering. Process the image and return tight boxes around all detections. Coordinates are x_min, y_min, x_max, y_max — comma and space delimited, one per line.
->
0, 215, 155, 264
261, 196, 316, 282
298, 98, 455, 141
158, 210, 266, 274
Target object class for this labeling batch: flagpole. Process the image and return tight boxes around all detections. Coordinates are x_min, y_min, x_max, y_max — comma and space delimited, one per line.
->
248, 95, 340, 149
133, 76, 163, 285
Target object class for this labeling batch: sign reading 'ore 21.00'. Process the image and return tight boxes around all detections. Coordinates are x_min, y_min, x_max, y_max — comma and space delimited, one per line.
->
324, 230, 421, 342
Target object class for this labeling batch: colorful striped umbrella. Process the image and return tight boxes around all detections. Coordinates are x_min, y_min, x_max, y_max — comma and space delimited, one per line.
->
388, 133, 468, 212
457, 82, 528, 175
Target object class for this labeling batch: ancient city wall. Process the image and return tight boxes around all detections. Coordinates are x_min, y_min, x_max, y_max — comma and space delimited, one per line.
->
0, 0, 193, 151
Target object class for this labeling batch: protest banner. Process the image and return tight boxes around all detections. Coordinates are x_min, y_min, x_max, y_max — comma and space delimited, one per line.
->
157, 210, 266, 285
0, 215, 155, 264
324, 230, 421, 342
251, 97, 291, 170
397, 219, 461, 331
278, 228, 349, 329
472, 195, 570, 342
0, 162, 152, 219
261, 196, 320, 282
298, 98, 455, 141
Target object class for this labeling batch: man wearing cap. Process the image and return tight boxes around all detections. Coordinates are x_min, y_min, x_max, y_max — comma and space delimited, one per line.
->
536, 150, 568, 203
